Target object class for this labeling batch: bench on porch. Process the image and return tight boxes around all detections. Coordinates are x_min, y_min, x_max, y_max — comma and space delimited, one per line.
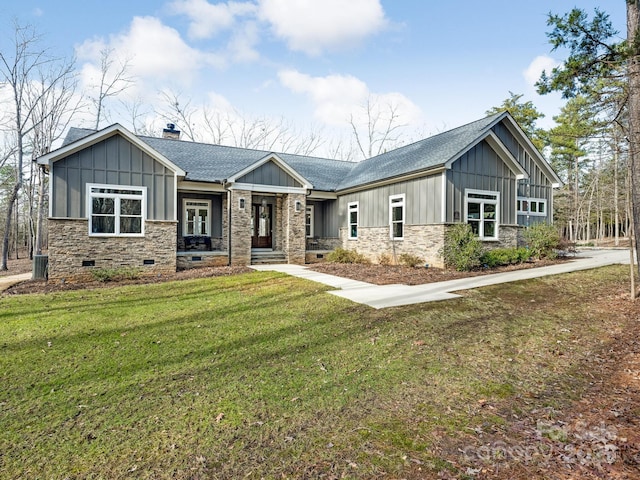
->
178, 236, 212, 251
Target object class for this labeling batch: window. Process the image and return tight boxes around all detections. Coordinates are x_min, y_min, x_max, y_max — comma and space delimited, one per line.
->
184, 199, 211, 236
389, 194, 405, 240
305, 205, 314, 238
348, 202, 359, 239
88, 184, 146, 236
517, 197, 546, 216
465, 189, 499, 240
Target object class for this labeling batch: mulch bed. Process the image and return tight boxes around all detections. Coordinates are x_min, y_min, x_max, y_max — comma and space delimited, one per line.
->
309, 258, 568, 285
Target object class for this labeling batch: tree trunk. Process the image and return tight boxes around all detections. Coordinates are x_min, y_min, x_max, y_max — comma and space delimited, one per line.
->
628, 1, 640, 282
35, 166, 46, 256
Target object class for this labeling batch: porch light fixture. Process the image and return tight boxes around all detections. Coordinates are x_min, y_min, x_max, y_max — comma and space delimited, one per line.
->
239, 198, 245, 210
261, 198, 267, 209
295, 200, 302, 212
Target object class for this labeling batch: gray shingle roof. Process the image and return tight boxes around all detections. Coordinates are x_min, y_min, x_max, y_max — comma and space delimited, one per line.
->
337, 113, 503, 190
60, 112, 507, 192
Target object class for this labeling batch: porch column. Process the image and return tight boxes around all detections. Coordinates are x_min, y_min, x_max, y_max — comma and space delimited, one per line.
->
284, 193, 306, 264
229, 189, 252, 265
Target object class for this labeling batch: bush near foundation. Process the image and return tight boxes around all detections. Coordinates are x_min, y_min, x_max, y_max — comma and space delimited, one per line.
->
326, 248, 371, 264
440, 224, 484, 271
481, 247, 531, 268
522, 223, 562, 259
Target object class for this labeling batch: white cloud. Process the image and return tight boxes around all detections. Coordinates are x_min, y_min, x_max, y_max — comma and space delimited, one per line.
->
524, 55, 560, 88
278, 69, 421, 128
227, 20, 260, 63
76, 16, 225, 96
259, 0, 387, 55
169, 0, 256, 40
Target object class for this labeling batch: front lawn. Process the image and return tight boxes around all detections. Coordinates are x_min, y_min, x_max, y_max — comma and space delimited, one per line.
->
0, 267, 637, 478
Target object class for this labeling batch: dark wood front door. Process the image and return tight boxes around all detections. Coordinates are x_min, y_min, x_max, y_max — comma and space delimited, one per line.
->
251, 203, 272, 248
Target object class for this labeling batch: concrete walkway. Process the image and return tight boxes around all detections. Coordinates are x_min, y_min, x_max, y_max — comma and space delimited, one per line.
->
0, 272, 32, 293
251, 249, 632, 309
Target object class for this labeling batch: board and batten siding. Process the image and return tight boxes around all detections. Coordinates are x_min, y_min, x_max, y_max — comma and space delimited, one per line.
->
338, 174, 444, 228
307, 199, 339, 237
236, 160, 302, 187
491, 122, 554, 223
51, 134, 176, 220
445, 140, 518, 224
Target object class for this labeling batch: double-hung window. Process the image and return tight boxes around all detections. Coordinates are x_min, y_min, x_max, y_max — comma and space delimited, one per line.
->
184, 199, 211, 236
305, 205, 314, 238
465, 189, 499, 240
88, 184, 146, 236
389, 194, 405, 240
348, 202, 359, 239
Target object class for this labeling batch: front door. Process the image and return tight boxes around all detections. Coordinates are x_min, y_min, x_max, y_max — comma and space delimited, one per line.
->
251, 203, 272, 248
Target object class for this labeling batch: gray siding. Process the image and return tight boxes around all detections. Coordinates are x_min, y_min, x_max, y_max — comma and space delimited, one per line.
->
177, 192, 223, 237
491, 123, 554, 223
51, 134, 176, 220
337, 174, 444, 228
237, 160, 302, 187
445, 140, 518, 224
307, 199, 339, 237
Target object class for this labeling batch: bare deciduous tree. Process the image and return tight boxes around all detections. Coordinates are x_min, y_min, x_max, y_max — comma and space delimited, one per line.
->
91, 48, 133, 130
0, 22, 76, 270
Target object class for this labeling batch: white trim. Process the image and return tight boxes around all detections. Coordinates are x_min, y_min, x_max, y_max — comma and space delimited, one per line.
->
389, 193, 405, 240
440, 172, 447, 223
229, 182, 308, 195
178, 181, 226, 193
86, 183, 147, 237
38, 124, 186, 176
347, 201, 359, 240
183, 198, 212, 236
464, 188, 499, 241
337, 167, 447, 195
517, 196, 547, 216
305, 205, 314, 238
307, 190, 338, 200
227, 153, 313, 190
501, 113, 562, 187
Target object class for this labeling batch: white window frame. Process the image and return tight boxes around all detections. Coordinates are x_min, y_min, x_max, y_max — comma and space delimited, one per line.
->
517, 196, 547, 217
348, 201, 359, 240
465, 189, 499, 241
389, 194, 405, 240
305, 205, 314, 238
183, 198, 212, 236
87, 183, 146, 237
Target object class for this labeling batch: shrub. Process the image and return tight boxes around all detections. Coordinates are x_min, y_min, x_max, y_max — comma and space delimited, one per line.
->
398, 253, 424, 268
439, 224, 484, 271
326, 248, 370, 264
378, 252, 394, 265
481, 247, 530, 268
522, 223, 561, 259
90, 267, 142, 282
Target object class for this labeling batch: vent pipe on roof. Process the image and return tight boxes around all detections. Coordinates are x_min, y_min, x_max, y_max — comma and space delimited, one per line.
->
162, 123, 181, 140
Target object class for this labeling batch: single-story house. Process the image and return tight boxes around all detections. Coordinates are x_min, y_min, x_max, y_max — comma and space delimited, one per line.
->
37, 111, 561, 283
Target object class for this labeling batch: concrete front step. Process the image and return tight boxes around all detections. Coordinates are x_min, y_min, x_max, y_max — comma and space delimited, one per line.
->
251, 250, 286, 265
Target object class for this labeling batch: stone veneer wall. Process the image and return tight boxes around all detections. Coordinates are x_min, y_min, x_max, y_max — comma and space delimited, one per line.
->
177, 252, 228, 269
229, 189, 252, 265
48, 218, 177, 283
283, 193, 306, 264
340, 223, 522, 269
341, 224, 446, 267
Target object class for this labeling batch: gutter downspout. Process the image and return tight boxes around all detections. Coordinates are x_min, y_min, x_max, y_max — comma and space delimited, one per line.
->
223, 179, 231, 266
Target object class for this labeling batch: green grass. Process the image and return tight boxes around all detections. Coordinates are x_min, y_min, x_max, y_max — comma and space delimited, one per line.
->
0, 266, 634, 478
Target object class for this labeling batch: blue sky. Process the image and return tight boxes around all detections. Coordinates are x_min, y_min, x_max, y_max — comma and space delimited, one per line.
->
2, 0, 627, 157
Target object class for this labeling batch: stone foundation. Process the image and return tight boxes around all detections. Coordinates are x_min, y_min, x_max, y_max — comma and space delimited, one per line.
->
48, 218, 177, 283
341, 224, 446, 268
177, 252, 229, 269
283, 193, 306, 264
